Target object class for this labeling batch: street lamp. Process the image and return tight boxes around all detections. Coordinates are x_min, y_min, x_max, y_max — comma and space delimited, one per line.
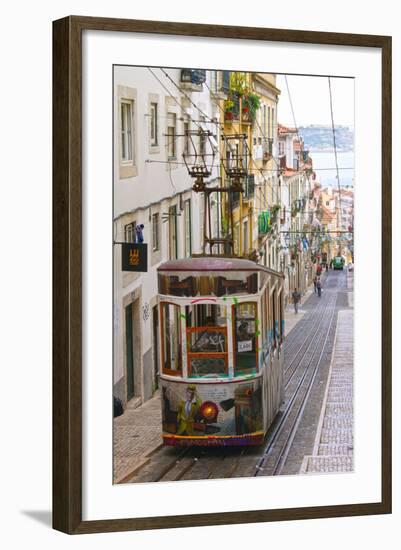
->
182, 127, 218, 192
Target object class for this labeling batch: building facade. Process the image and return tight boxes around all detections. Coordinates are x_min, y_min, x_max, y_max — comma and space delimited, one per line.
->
113, 66, 220, 406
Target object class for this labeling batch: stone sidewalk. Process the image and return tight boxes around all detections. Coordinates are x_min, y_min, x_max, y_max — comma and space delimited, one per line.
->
113, 391, 163, 483
299, 308, 354, 474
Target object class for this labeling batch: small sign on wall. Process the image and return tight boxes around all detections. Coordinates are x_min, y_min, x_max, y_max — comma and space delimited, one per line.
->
121, 243, 148, 272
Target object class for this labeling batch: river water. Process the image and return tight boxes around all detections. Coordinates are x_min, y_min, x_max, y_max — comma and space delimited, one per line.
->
310, 150, 354, 188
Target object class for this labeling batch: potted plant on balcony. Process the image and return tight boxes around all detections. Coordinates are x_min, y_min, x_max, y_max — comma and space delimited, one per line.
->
242, 92, 261, 122
224, 99, 235, 121
230, 72, 247, 96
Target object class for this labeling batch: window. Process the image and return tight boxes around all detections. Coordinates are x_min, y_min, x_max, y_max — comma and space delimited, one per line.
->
183, 121, 190, 155
185, 304, 228, 378
263, 104, 267, 137
233, 302, 258, 375
184, 200, 192, 258
124, 221, 136, 243
279, 141, 285, 156
243, 220, 249, 254
261, 290, 268, 346
150, 102, 158, 146
268, 106, 271, 139
168, 205, 178, 259
166, 113, 177, 159
161, 302, 182, 375
152, 213, 160, 251
120, 100, 134, 162
271, 107, 275, 137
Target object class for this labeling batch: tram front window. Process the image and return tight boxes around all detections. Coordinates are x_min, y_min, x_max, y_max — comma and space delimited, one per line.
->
186, 304, 228, 378
233, 302, 258, 376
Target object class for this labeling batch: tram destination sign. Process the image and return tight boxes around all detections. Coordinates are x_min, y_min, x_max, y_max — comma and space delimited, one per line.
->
121, 242, 148, 272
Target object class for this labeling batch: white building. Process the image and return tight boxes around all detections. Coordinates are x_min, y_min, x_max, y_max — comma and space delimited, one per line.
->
113, 66, 220, 406
278, 125, 312, 301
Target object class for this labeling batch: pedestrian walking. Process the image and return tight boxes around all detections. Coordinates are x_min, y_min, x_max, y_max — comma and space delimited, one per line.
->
325, 263, 329, 272
292, 288, 301, 314
313, 275, 318, 294
316, 263, 322, 276
316, 278, 322, 297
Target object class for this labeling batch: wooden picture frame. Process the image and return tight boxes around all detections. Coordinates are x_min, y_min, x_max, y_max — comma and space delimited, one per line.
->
53, 15, 392, 534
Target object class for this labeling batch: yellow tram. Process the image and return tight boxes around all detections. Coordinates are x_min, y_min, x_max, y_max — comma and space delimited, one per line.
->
157, 257, 285, 447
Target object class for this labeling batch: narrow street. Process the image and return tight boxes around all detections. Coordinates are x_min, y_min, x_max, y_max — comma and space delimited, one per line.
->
114, 269, 353, 483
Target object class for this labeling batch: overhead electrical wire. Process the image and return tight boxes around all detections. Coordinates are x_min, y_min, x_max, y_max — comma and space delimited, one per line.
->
328, 76, 344, 230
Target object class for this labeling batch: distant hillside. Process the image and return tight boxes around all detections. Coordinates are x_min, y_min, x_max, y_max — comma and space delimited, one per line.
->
299, 125, 354, 152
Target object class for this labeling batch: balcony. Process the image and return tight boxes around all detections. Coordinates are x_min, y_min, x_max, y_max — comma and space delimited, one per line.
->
180, 69, 207, 91
262, 138, 274, 162
229, 175, 254, 208
243, 174, 255, 201
210, 71, 231, 99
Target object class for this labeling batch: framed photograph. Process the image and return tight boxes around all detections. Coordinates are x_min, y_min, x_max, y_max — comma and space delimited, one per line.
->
53, 16, 391, 534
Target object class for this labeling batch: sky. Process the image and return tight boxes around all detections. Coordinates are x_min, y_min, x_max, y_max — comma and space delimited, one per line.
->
275, 74, 354, 128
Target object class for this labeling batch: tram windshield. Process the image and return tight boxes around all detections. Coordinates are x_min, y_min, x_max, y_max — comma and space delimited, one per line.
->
158, 273, 258, 297
185, 304, 228, 378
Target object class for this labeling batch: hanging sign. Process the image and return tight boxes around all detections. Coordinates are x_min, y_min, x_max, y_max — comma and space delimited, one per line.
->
121, 243, 148, 272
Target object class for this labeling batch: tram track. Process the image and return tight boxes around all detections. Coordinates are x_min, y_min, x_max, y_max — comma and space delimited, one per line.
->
283, 296, 332, 386
254, 272, 343, 476
271, 296, 338, 475
283, 272, 330, 361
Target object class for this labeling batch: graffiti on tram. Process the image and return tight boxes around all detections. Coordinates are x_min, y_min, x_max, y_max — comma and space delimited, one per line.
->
162, 379, 263, 437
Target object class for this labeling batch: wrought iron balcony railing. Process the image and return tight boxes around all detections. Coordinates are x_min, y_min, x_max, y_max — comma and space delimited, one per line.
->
180, 69, 207, 89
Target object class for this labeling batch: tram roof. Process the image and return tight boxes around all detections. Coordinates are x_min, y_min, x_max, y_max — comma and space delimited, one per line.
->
158, 256, 284, 278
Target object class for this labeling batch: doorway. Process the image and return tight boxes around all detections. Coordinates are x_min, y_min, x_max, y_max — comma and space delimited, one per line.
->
125, 303, 134, 400
152, 305, 159, 391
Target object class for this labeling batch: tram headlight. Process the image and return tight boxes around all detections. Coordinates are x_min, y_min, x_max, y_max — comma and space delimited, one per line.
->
200, 401, 219, 423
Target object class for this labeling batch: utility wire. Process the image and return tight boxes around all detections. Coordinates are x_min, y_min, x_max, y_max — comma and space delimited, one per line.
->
144, 158, 354, 171
328, 77, 344, 231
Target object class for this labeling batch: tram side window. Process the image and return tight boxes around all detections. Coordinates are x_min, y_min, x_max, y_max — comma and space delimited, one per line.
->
265, 287, 269, 344
261, 291, 268, 348
279, 292, 284, 344
161, 303, 182, 375
186, 304, 228, 378
233, 302, 258, 376
272, 290, 277, 346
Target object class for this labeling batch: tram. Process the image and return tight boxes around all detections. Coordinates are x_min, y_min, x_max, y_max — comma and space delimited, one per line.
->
157, 256, 285, 447
332, 255, 345, 270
